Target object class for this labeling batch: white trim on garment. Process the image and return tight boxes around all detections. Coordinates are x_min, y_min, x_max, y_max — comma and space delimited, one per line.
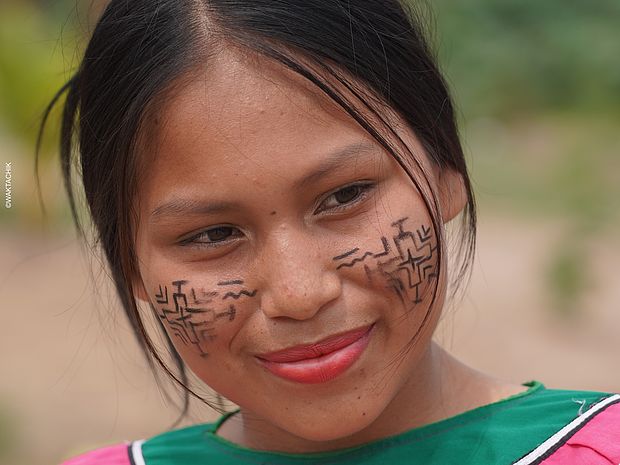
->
130, 439, 147, 465
512, 394, 620, 465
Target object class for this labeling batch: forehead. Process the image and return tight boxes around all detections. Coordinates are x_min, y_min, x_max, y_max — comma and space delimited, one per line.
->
146, 49, 372, 165
136, 47, 414, 215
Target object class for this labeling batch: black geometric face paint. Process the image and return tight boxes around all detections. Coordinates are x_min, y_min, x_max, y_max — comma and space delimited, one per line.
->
333, 217, 437, 305
154, 279, 257, 357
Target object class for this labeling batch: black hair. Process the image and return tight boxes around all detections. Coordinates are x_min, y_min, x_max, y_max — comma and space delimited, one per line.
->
37, 0, 476, 426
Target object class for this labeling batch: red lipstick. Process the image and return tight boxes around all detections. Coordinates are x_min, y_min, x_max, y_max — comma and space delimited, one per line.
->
255, 324, 375, 384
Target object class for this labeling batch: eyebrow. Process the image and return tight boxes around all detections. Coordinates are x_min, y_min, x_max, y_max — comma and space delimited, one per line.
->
149, 141, 380, 222
150, 199, 239, 223
294, 141, 379, 190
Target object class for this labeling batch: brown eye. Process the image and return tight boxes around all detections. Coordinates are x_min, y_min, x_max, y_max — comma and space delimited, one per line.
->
204, 226, 235, 242
333, 185, 362, 204
180, 225, 242, 248
315, 182, 375, 214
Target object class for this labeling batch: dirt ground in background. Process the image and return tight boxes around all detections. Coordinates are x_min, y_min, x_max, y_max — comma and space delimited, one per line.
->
1, 216, 619, 465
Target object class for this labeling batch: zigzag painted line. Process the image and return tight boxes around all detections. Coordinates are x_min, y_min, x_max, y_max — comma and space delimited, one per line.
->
336, 251, 374, 269
222, 289, 257, 300
333, 248, 359, 261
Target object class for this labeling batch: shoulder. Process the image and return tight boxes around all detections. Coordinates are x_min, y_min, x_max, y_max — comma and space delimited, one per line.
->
57, 418, 224, 465
516, 390, 620, 465
59, 440, 143, 465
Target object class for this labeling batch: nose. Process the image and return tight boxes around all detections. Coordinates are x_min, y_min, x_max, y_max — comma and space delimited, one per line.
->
257, 224, 342, 320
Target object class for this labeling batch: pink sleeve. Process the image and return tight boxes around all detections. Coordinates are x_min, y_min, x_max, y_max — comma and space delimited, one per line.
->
59, 442, 132, 465
542, 400, 620, 465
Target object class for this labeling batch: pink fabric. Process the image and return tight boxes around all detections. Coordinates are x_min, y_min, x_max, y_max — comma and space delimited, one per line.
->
542, 402, 620, 464
59, 442, 131, 465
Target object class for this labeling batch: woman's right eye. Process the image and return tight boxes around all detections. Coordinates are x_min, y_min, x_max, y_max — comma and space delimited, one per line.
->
179, 226, 242, 248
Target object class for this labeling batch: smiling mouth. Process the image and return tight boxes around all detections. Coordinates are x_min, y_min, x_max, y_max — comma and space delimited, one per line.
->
254, 323, 375, 384
255, 324, 375, 363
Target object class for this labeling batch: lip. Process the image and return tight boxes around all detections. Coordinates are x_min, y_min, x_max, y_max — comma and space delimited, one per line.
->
255, 323, 375, 384
256, 324, 375, 362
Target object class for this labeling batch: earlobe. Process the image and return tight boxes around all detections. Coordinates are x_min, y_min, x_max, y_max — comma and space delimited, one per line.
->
437, 168, 467, 224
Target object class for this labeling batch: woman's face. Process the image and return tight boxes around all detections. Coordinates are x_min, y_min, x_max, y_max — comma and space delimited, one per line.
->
133, 48, 463, 442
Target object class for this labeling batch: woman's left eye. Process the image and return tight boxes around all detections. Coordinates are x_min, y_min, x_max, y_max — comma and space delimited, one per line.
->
315, 182, 375, 214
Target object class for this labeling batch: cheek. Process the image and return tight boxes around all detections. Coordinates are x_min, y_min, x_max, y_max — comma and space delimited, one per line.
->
333, 215, 438, 313
149, 278, 257, 359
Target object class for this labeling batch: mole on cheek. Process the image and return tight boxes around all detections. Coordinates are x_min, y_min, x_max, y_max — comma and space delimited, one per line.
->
153, 279, 257, 358
270, 210, 277, 216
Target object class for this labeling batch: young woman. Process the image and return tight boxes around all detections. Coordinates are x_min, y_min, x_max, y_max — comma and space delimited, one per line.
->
41, 1, 619, 464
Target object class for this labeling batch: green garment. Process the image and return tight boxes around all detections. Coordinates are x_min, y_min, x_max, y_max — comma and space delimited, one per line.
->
141, 380, 611, 464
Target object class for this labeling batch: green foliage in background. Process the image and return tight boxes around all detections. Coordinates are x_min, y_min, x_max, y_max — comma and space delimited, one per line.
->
433, 0, 620, 120
0, 401, 17, 462
0, 1, 81, 157
2, 0, 619, 151
467, 117, 620, 224
547, 239, 590, 317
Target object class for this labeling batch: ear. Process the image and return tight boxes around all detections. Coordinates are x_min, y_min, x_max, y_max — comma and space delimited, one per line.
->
434, 167, 467, 224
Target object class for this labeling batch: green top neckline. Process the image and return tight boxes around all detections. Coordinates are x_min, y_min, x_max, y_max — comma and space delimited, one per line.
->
205, 380, 544, 459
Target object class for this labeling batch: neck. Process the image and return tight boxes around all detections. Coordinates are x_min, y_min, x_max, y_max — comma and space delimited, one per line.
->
216, 342, 524, 453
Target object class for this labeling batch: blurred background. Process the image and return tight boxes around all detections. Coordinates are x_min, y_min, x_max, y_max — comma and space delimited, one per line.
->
0, 1, 619, 464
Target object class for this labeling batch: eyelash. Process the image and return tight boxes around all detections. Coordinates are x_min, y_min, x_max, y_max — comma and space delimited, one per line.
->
314, 181, 375, 214
179, 181, 376, 249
